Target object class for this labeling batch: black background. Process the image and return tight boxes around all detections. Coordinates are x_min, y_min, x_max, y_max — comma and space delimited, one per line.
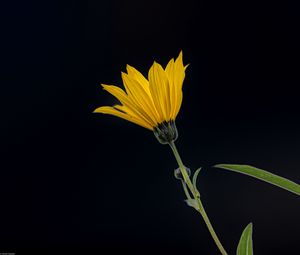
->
1, 0, 300, 254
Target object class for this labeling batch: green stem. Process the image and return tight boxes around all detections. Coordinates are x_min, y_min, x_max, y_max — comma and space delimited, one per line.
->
169, 141, 228, 255
181, 180, 192, 201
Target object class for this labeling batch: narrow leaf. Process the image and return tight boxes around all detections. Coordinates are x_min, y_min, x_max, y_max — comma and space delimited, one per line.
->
237, 223, 253, 255
214, 164, 300, 196
192, 167, 202, 195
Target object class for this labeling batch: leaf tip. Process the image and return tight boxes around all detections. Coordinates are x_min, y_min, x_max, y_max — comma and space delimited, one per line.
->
213, 164, 223, 168
248, 222, 253, 231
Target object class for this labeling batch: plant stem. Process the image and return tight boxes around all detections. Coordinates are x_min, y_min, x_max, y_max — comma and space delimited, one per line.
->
181, 180, 192, 200
169, 141, 228, 255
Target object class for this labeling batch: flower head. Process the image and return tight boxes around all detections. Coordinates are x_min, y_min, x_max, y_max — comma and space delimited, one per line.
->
94, 52, 187, 142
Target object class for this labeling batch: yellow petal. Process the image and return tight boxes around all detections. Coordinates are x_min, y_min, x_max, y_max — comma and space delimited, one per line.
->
101, 84, 129, 104
94, 106, 153, 130
126, 65, 149, 89
165, 58, 176, 120
102, 84, 154, 127
172, 51, 186, 119
148, 62, 171, 123
126, 65, 161, 122
121, 73, 159, 125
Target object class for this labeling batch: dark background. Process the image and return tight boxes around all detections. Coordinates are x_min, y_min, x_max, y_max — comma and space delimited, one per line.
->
1, 0, 300, 254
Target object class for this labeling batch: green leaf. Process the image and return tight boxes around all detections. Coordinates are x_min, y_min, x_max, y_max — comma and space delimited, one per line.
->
192, 167, 202, 196
214, 164, 300, 196
237, 223, 253, 255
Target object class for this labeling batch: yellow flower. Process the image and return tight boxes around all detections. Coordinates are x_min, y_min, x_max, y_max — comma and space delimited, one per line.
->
94, 51, 187, 143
